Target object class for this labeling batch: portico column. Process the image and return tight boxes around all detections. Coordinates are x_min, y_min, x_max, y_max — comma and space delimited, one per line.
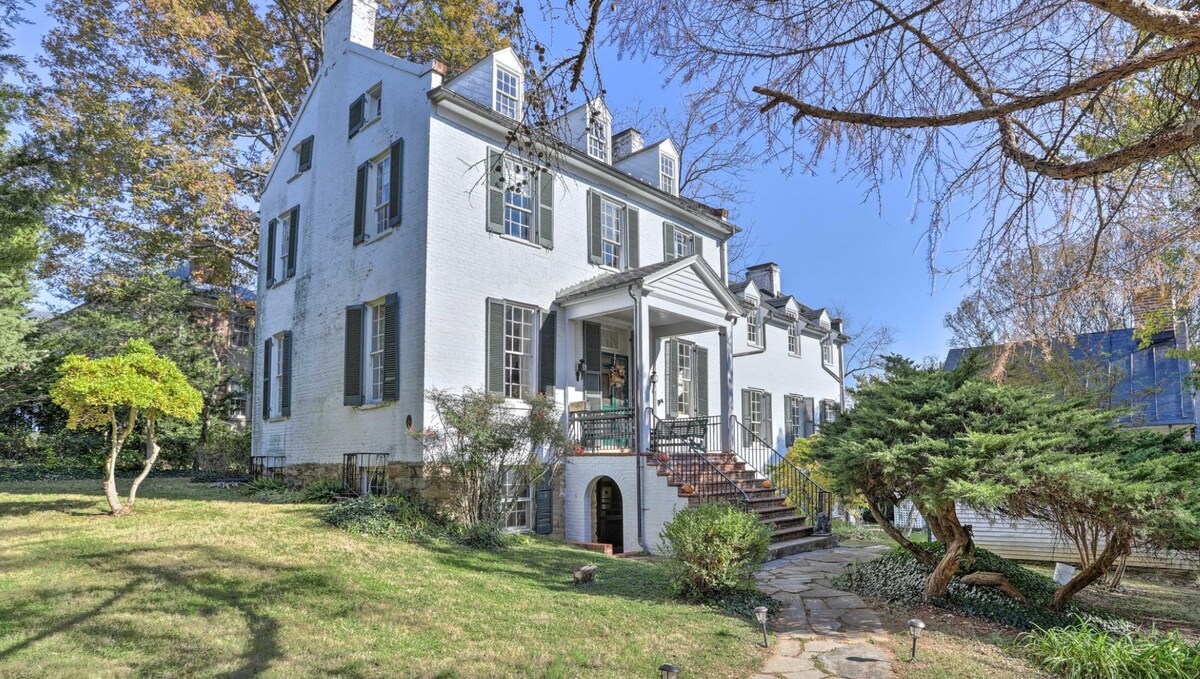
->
634, 289, 652, 454
719, 324, 735, 453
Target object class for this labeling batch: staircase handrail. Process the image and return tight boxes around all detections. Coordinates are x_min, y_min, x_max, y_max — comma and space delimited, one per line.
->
648, 411, 750, 504
732, 417, 833, 532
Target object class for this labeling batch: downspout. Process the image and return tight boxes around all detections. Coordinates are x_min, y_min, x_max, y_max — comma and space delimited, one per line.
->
629, 283, 650, 553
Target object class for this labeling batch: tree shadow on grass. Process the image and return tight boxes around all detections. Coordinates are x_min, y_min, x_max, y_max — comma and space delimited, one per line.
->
0, 498, 98, 517
0, 543, 342, 678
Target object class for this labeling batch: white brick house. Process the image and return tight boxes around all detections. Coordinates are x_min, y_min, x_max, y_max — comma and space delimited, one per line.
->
253, 0, 848, 555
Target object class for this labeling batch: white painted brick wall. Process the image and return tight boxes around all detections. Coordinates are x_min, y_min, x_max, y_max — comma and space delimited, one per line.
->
562, 454, 688, 555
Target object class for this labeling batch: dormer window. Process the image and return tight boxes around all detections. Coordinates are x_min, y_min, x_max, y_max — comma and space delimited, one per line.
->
659, 154, 677, 194
495, 66, 521, 119
587, 110, 610, 161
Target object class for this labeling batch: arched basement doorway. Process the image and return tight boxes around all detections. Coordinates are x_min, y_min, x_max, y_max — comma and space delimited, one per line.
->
592, 476, 623, 554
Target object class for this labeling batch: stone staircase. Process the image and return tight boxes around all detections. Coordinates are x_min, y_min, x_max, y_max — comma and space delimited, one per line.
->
649, 451, 837, 559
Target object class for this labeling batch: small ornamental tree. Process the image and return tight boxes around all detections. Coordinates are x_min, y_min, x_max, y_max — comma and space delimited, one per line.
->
412, 388, 572, 536
50, 339, 202, 515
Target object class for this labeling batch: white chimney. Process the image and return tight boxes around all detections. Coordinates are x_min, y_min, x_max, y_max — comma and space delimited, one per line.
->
612, 128, 644, 160
324, 0, 377, 65
745, 263, 781, 297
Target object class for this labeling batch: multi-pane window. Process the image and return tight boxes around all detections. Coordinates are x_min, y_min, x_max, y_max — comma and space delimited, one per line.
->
503, 157, 533, 240
600, 198, 623, 268
747, 308, 760, 345
822, 338, 833, 364
674, 228, 694, 259
587, 111, 609, 161
788, 321, 800, 356
366, 301, 386, 403
676, 342, 693, 416
373, 154, 391, 235
502, 470, 531, 530
787, 396, 804, 442
495, 67, 520, 119
229, 395, 247, 420
659, 154, 677, 194
821, 400, 838, 425
272, 331, 286, 417
277, 211, 291, 280
503, 304, 534, 398
747, 389, 762, 436
231, 315, 252, 348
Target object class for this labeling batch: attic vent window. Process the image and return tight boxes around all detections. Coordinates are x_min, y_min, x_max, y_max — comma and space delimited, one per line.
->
495, 66, 521, 119
659, 154, 677, 195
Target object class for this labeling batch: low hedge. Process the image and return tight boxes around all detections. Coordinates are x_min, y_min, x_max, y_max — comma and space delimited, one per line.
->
834, 543, 1126, 630
1024, 617, 1200, 679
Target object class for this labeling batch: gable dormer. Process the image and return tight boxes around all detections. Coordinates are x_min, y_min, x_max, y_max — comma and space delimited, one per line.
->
613, 137, 680, 196
445, 47, 524, 120
560, 98, 612, 162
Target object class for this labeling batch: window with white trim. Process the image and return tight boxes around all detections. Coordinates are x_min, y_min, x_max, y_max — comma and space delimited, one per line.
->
786, 395, 803, 443
673, 227, 695, 259
229, 394, 247, 420
272, 331, 286, 417
821, 400, 839, 425
366, 300, 386, 403
600, 198, 624, 268
676, 341, 693, 416
503, 157, 534, 241
276, 210, 291, 280
587, 110, 609, 161
502, 470, 531, 530
230, 315, 252, 349
822, 338, 833, 365
495, 66, 521, 119
659, 154, 677, 194
503, 303, 535, 398
366, 84, 382, 120
372, 153, 391, 235
746, 389, 762, 435
788, 320, 800, 356
747, 307, 761, 345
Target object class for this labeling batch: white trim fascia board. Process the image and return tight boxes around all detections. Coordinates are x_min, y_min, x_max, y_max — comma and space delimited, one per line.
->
262, 71, 324, 190
428, 87, 737, 238
348, 43, 430, 76
643, 255, 744, 315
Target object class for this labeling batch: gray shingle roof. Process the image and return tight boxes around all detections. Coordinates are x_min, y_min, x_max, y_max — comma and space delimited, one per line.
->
555, 259, 680, 301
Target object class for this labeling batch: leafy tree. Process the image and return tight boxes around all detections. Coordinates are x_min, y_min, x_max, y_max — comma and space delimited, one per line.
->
34, 0, 513, 295
50, 339, 202, 515
412, 388, 571, 537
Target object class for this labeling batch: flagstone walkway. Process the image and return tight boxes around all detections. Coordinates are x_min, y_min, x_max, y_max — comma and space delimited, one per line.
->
751, 545, 895, 679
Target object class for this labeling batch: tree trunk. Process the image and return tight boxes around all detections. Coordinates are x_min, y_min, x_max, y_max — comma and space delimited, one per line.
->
866, 496, 936, 567
1050, 530, 1131, 610
922, 505, 973, 601
960, 572, 1026, 601
126, 417, 161, 511
103, 406, 138, 515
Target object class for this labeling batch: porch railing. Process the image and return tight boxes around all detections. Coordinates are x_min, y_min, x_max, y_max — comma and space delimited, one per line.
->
342, 453, 389, 497
568, 407, 634, 453
649, 412, 749, 504
250, 455, 285, 481
733, 418, 832, 532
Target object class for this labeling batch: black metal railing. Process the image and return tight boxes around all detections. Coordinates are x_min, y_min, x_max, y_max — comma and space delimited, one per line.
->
342, 453, 389, 497
250, 455, 285, 481
733, 418, 833, 532
568, 407, 634, 453
649, 412, 749, 504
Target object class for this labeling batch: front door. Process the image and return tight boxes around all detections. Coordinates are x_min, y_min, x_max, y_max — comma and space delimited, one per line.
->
594, 477, 624, 553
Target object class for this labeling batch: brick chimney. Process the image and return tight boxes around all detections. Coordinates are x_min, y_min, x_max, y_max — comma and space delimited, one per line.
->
324, 0, 377, 65
1132, 285, 1173, 330
745, 263, 782, 297
612, 128, 644, 160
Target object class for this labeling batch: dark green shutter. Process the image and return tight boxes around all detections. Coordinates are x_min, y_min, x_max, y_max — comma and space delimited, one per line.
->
265, 219, 277, 286
663, 222, 676, 260
348, 94, 365, 137
486, 150, 504, 234
388, 139, 403, 228
695, 346, 708, 416
280, 331, 293, 417
535, 472, 553, 535
583, 321, 602, 409
741, 389, 752, 445
538, 310, 556, 395
626, 206, 639, 269
382, 293, 399, 401
694, 233, 703, 258
344, 305, 364, 406
784, 396, 796, 447
286, 206, 298, 279
354, 162, 368, 245
486, 298, 505, 393
587, 190, 602, 264
665, 339, 679, 417
762, 392, 773, 445
537, 169, 553, 248
261, 338, 272, 420
298, 136, 313, 172
803, 396, 816, 437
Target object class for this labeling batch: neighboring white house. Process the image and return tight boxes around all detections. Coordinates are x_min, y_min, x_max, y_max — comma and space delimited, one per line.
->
252, 0, 848, 555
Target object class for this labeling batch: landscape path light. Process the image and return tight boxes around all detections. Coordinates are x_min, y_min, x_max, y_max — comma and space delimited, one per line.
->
658, 662, 680, 679
754, 605, 769, 647
907, 618, 926, 661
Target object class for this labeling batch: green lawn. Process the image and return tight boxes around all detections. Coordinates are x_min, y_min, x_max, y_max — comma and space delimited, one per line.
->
0, 479, 766, 678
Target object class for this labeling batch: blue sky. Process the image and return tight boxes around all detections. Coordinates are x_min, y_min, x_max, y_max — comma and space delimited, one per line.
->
14, 4, 976, 363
